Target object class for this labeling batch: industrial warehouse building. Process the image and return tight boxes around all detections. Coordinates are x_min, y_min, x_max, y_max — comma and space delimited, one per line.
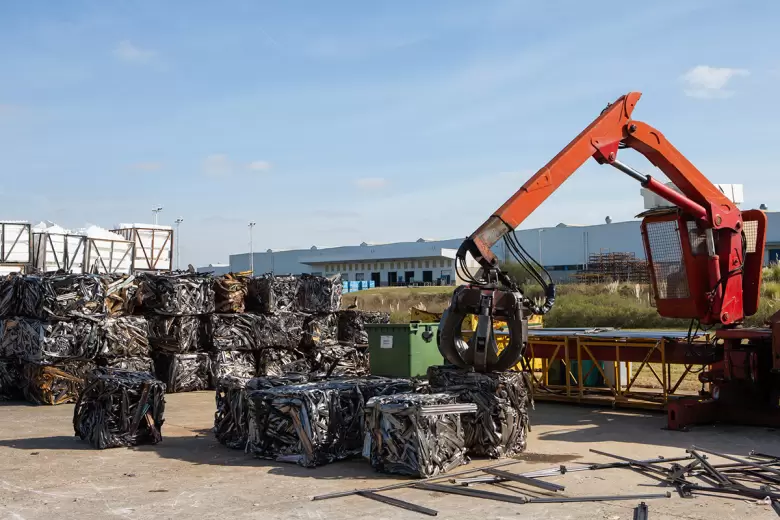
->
218, 212, 780, 284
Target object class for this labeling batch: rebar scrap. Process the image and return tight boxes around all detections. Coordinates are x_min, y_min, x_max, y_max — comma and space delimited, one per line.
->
364, 393, 475, 478
73, 369, 166, 449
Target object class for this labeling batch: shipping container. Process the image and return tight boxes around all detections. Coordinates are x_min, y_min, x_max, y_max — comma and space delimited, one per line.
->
113, 224, 173, 272
0, 221, 32, 273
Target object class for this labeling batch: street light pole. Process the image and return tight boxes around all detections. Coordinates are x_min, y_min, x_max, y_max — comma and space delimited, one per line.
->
248, 221, 256, 275
174, 218, 184, 270
152, 206, 163, 225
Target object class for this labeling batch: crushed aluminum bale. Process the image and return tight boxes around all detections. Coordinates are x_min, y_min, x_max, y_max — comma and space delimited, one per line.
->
211, 350, 257, 381
103, 274, 139, 316
153, 352, 211, 393
21, 360, 96, 405
337, 310, 390, 345
296, 274, 342, 314
364, 393, 475, 478
254, 311, 305, 350
257, 347, 307, 377
98, 316, 149, 359
427, 366, 532, 458
0, 359, 23, 400
1, 318, 101, 364
147, 315, 201, 354
246, 275, 298, 314
42, 274, 106, 318
247, 377, 414, 467
97, 356, 154, 373
213, 274, 248, 314
208, 313, 261, 351
74, 370, 166, 449
216, 373, 308, 450
0, 275, 44, 319
135, 272, 215, 315
307, 343, 369, 378
301, 313, 339, 350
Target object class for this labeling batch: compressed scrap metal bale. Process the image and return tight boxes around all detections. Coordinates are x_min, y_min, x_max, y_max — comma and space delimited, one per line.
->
254, 311, 305, 350
148, 315, 200, 353
74, 370, 166, 449
99, 316, 149, 359
136, 272, 215, 315
217, 373, 309, 450
308, 343, 369, 378
21, 360, 96, 405
1, 318, 101, 364
97, 356, 154, 373
212, 350, 257, 381
208, 313, 260, 351
337, 310, 390, 345
0, 359, 23, 400
364, 393, 473, 477
257, 347, 306, 377
246, 274, 299, 314
297, 274, 342, 314
301, 313, 339, 350
0, 275, 44, 319
154, 352, 211, 393
428, 366, 532, 458
247, 377, 414, 467
103, 274, 139, 316
42, 274, 106, 318
213, 274, 248, 313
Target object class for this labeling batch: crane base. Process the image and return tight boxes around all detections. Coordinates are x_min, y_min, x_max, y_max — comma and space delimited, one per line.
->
667, 398, 780, 431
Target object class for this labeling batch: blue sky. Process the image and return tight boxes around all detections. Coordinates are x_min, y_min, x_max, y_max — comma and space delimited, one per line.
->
1, 0, 778, 266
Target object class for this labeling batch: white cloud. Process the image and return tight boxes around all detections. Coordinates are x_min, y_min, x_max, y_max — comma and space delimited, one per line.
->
131, 161, 163, 172
248, 160, 272, 172
114, 40, 157, 64
681, 65, 749, 99
354, 177, 388, 190
203, 154, 233, 177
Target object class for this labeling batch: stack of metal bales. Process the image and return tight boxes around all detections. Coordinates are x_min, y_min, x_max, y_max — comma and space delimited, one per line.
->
137, 272, 215, 393
0, 274, 102, 404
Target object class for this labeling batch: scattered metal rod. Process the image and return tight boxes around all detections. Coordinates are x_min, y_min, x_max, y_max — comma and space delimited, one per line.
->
312, 458, 525, 501
482, 468, 565, 492
414, 483, 528, 505
526, 492, 672, 504
772, 498, 780, 517
680, 483, 780, 501
687, 450, 736, 488
357, 491, 438, 517
691, 446, 780, 479
751, 451, 780, 461
633, 501, 649, 520
589, 449, 677, 480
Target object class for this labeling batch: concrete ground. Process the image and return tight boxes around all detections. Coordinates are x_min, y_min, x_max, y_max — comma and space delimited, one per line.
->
1, 394, 779, 520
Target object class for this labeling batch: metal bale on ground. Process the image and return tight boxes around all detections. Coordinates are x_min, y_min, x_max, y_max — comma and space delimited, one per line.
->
247, 377, 414, 467
0, 359, 22, 400
216, 373, 308, 450
213, 274, 248, 314
1, 317, 101, 364
337, 310, 390, 345
428, 365, 532, 458
21, 360, 96, 405
153, 352, 212, 393
73, 369, 166, 449
147, 315, 201, 353
364, 393, 474, 478
135, 272, 215, 315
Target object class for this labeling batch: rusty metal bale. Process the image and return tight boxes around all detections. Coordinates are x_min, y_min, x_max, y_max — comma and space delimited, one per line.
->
0, 359, 22, 400
337, 310, 390, 345
135, 272, 215, 315
74, 369, 166, 449
427, 366, 532, 458
246, 274, 299, 314
208, 314, 261, 351
153, 352, 212, 393
297, 274, 342, 314
364, 393, 473, 478
213, 274, 248, 314
147, 315, 201, 353
21, 360, 96, 405
98, 316, 149, 359
2, 318, 101, 364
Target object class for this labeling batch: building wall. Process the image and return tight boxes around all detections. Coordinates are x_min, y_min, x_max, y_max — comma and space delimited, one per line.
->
310, 256, 459, 285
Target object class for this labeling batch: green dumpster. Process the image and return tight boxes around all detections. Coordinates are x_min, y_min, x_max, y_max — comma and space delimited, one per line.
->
366, 322, 445, 378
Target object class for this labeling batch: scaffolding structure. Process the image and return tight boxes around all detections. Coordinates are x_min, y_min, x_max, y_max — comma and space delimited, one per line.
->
575, 251, 650, 284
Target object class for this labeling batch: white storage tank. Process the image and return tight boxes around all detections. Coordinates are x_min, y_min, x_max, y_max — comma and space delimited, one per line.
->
32, 221, 86, 273
0, 221, 32, 273
113, 223, 173, 272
